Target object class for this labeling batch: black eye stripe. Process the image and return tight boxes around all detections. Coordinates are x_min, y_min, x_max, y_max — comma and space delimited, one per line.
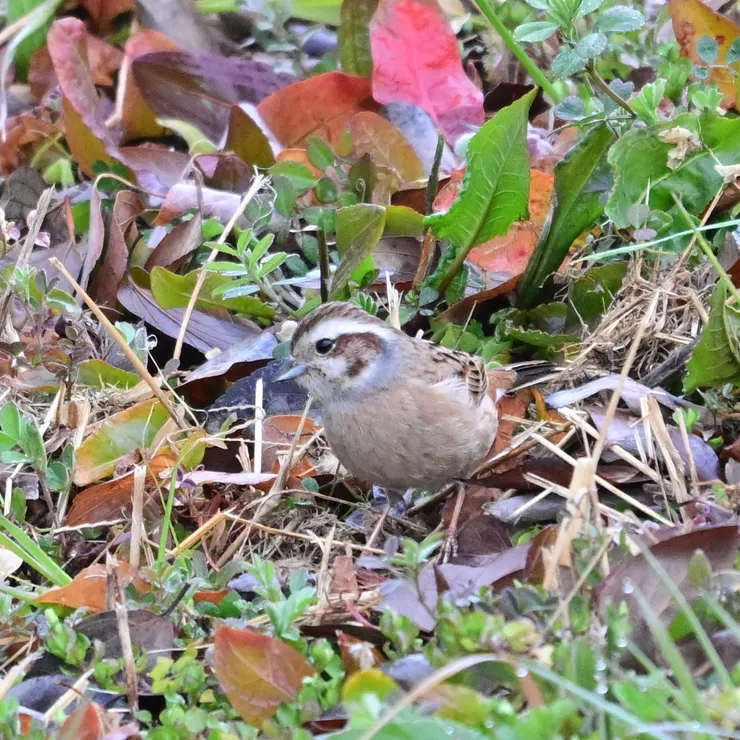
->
315, 338, 334, 355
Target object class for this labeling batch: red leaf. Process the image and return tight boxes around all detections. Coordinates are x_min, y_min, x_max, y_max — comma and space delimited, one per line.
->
370, 0, 483, 144
214, 626, 316, 726
258, 72, 377, 148
47, 18, 123, 176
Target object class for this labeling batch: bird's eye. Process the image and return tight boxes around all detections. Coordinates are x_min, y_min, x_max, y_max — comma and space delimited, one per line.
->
315, 338, 334, 355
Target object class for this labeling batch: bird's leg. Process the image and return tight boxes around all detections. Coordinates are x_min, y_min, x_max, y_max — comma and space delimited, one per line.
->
441, 482, 466, 563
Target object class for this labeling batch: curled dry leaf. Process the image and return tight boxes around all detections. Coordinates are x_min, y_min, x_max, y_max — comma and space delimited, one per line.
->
214, 625, 316, 726
58, 701, 104, 740
35, 562, 151, 613
261, 415, 322, 478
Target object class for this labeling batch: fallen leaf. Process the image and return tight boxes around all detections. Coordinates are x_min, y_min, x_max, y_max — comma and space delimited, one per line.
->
89, 190, 142, 307
65, 454, 175, 526
145, 212, 203, 270
121, 29, 181, 142
670, 0, 740, 109
226, 105, 275, 169
59, 701, 104, 740
132, 50, 293, 142
74, 399, 171, 486
348, 111, 425, 201
36, 562, 151, 613
370, 0, 484, 144
338, 632, 384, 675
258, 72, 376, 148
214, 625, 316, 726
47, 18, 124, 176
261, 415, 321, 477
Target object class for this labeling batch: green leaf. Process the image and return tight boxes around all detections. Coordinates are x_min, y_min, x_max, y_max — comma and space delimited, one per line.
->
425, 89, 535, 287
46, 287, 82, 317
307, 137, 336, 171
596, 5, 645, 32
578, 0, 603, 16
567, 262, 627, 324
726, 38, 740, 65
19, 417, 46, 473
0, 403, 21, 442
696, 35, 719, 65
330, 205, 386, 299
554, 96, 587, 120
293, 0, 342, 25
269, 161, 318, 193
552, 47, 588, 77
506, 303, 579, 348
7, 0, 60, 81
684, 280, 740, 392
150, 267, 275, 319
514, 21, 560, 42
76, 360, 140, 390
339, 0, 377, 76
518, 123, 615, 307
0, 433, 17, 453
575, 31, 608, 60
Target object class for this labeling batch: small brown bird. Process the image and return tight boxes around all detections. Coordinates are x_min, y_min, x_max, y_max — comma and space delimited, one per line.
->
278, 302, 547, 550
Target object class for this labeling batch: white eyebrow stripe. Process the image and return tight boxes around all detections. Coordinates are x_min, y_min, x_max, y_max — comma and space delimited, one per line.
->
304, 317, 395, 342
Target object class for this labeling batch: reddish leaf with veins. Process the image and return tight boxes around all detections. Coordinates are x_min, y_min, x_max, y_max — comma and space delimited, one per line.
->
370, 0, 484, 144
214, 626, 316, 726
258, 72, 376, 148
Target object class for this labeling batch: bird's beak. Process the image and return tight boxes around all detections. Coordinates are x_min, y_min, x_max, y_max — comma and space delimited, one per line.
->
276, 362, 308, 382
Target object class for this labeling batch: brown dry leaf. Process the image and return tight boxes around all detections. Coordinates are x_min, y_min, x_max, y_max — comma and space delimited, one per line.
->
348, 111, 425, 201
29, 35, 123, 100
59, 701, 104, 740
89, 190, 143, 307
65, 453, 176, 527
261, 415, 321, 478
330, 555, 359, 597
0, 112, 59, 175
193, 588, 233, 605
214, 625, 316, 726
258, 72, 377, 148
80, 0, 135, 31
670, 0, 740, 108
338, 632, 384, 675
145, 212, 203, 270
35, 562, 151, 613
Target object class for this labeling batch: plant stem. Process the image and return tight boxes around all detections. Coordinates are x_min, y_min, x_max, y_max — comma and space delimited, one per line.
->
672, 195, 740, 307
317, 229, 331, 303
425, 134, 445, 217
587, 61, 634, 116
473, 0, 561, 103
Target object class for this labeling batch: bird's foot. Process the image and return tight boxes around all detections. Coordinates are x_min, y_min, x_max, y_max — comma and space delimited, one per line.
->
441, 483, 466, 563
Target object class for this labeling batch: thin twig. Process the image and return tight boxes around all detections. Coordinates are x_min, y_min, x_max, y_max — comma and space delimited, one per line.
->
173, 174, 267, 361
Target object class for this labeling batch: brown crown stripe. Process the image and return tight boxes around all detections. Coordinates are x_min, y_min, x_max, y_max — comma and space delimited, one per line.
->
291, 302, 384, 348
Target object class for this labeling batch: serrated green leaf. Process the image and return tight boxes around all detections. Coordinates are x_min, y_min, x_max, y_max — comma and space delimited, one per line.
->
552, 47, 588, 77
330, 205, 386, 299
696, 35, 719, 65
425, 89, 535, 267
684, 281, 740, 392
518, 123, 615, 307
596, 5, 645, 33
514, 21, 560, 42
576, 32, 608, 60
